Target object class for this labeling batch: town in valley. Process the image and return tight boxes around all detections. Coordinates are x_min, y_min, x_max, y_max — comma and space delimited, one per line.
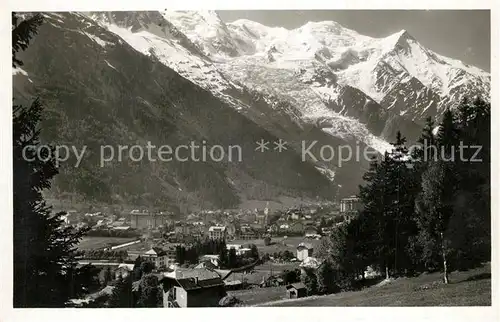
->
64, 197, 361, 307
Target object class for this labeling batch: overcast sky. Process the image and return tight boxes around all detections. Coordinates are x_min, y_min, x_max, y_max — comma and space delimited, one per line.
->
217, 10, 490, 72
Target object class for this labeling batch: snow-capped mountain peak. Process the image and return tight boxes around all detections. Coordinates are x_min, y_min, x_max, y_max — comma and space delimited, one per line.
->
87, 10, 489, 152
160, 10, 249, 58
143, 11, 489, 141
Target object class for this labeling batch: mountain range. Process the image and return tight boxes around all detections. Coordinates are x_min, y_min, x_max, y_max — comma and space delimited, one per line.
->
12, 11, 491, 212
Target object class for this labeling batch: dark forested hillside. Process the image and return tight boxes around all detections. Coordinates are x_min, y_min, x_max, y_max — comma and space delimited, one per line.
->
13, 12, 337, 211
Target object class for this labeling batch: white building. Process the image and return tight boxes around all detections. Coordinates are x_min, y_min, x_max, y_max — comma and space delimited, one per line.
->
198, 254, 221, 268
296, 242, 314, 261
226, 244, 242, 251
226, 244, 251, 256
142, 248, 174, 269
208, 226, 227, 240
340, 196, 362, 214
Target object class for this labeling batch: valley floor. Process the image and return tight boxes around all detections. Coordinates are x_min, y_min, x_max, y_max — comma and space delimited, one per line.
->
247, 264, 491, 307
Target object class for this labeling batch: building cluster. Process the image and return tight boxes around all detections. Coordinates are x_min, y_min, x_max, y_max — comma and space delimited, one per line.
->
69, 196, 361, 245
73, 197, 364, 306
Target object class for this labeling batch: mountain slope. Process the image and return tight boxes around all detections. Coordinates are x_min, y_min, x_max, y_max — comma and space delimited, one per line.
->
13, 12, 338, 211
87, 11, 386, 196
13, 11, 491, 209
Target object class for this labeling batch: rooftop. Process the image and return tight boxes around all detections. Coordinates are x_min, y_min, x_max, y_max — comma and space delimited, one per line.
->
143, 247, 167, 256
176, 277, 224, 291
341, 196, 360, 201
209, 226, 226, 232
297, 242, 314, 250
200, 254, 220, 260
161, 268, 225, 291
163, 268, 221, 281
300, 257, 323, 269
286, 282, 306, 290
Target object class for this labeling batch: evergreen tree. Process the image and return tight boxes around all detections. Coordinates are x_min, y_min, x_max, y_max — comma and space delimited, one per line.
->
175, 245, 186, 265
13, 13, 93, 307
132, 256, 144, 281
315, 235, 334, 261
140, 261, 155, 275
302, 270, 318, 295
387, 132, 420, 275
447, 98, 490, 269
250, 244, 259, 260
137, 274, 162, 307
263, 236, 272, 246
415, 160, 455, 283
352, 132, 419, 278
228, 247, 237, 268
411, 98, 490, 275
102, 266, 113, 286
219, 245, 228, 267
411, 116, 437, 168
437, 109, 460, 156
12, 12, 43, 68
109, 276, 134, 308
316, 260, 335, 295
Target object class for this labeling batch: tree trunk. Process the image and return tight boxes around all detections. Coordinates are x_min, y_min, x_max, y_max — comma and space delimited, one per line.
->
440, 232, 449, 284
385, 266, 389, 280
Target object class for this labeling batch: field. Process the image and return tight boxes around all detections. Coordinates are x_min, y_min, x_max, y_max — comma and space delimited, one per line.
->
254, 262, 301, 272
77, 236, 138, 250
228, 286, 287, 305
231, 236, 322, 255
255, 263, 491, 307
225, 261, 301, 286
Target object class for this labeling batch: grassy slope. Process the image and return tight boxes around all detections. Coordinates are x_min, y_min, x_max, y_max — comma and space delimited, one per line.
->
229, 286, 287, 305
244, 264, 491, 307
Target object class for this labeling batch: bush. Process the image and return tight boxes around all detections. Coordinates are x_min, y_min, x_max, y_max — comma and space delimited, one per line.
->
264, 236, 272, 246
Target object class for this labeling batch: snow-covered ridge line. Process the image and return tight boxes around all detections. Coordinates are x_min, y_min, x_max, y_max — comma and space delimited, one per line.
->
86, 12, 252, 113
162, 11, 489, 109
83, 11, 488, 158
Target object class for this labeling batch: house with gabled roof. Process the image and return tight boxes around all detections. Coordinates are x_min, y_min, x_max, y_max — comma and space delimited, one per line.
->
159, 268, 226, 307
286, 282, 307, 298
296, 242, 314, 261
141, 247, 174, 269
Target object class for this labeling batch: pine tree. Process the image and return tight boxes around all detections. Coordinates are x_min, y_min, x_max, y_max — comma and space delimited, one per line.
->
137, 274, 161, 307
228, 247, 237, 268
415, 161, 455, 283
437, 109, 460, 157
387, 132, 419, 275
219, 244, 228, 267
103, 266, 113, 286
355, 159, 387, 276
315, 235, 334, 261
412, 116, 437, 166
316, 260, 335, 295
302, 269, 318, 296
12, 12, 43, 68
412, 99, 490, 275
447, 98, 490, 269
353, 131, 419, 278
132, 256, 144, 281
13, 13, 93, 307
140, 261, 155, 275
109, 276, 134, 308
250, 244, 259, 260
